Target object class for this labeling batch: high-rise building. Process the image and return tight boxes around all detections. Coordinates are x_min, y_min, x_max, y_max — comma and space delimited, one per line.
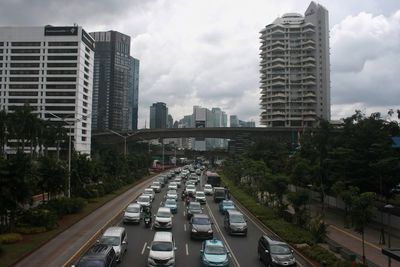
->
0, 25, 95, 155
90, 31, 131, 131
128, 57, 139, 130
150, 102, 168, 129
259, 2, 330, 127
230, 115, 239, 127
167, 114, 173, 128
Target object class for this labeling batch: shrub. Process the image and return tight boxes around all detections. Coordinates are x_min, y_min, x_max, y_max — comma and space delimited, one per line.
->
47, 197, 86, 216
0, 233, 23, 244
15, 226, 47, 234
301, 245, 355, 266
21, 208, 57, 230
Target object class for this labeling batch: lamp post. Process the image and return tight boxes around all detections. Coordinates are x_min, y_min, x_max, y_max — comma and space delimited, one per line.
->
48, 112, 90, 198
384, 204, 394, 267
107, 129, 135, 157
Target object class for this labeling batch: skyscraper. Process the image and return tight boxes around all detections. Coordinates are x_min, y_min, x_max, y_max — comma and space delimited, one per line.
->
128, 57, 139, 130
90, 31, 131, 131
0, 25, 95, 155
150, 102, 168, 129
259, 2, 330, 127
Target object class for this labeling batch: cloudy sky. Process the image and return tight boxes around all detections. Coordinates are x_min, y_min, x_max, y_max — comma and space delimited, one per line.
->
1, 0, 399, 127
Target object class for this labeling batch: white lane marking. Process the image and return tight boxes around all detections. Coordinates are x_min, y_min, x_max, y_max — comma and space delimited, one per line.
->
141, 242, 147, 255
184, 223, 187, 231
206, 205, 241, 267
185, 243, 189, 256
183, 211, 186, 216
159, 201, 163, 206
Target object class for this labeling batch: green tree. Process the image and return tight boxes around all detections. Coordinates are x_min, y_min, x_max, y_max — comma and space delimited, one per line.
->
352, 192, 376, 264
287, 190, 310, 226
267, 175, 289, 215
0, 109, 7, 158
37, 156, 68, 200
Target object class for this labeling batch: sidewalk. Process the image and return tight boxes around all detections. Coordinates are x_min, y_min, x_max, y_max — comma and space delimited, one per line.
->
310, 203, 400, 266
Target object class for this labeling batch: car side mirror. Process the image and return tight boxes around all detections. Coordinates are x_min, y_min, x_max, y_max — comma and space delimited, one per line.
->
147, 246, 150, 250
122, 240, 127, 245
96, 239, 100, 243
265, 249, 269, 254
227, 250, 231, 254
71, 265, 75, 267
291, 249, 294, 253
174, 247, 177, 251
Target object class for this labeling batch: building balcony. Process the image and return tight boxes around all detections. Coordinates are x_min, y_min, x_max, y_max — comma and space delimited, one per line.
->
302, 110, 317, 115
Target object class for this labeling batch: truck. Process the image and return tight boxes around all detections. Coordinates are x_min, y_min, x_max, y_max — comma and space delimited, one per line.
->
213, 187, 226, 203
206, 171, 221, 187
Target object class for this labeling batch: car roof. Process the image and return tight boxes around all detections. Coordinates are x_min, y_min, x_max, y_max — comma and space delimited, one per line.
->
204, 184, 212, 187
82, 244, 113, 259
227, 209, 242, 216
153, 231, 173, 242
145, 188, 154, 191
192, 213, 209, 219
127, 203, 141, 208
103, 226, 125, 237
158, 207, 171, 212
222, 200, 234, 204
205, 239, 224, 247
262, 235, 288, 245
139, 195, 150, 199
196, 191, 205, 194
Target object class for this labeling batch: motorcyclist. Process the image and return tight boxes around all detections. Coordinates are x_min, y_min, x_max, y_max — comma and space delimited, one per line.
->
143, 206, 152, 222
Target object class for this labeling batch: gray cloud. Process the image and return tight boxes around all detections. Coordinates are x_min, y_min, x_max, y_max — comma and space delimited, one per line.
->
1, 0, 399, 126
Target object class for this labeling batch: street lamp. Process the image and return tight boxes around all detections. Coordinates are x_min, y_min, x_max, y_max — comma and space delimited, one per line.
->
48, 112, 90, 198
107, 129, 135, 157
384, 204, 394, 267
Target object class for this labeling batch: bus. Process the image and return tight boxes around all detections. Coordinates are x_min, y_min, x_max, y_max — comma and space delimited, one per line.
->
206, 171, 221, 187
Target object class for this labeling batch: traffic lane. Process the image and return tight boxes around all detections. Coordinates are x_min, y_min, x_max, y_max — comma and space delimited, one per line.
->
206, 195, 264, 267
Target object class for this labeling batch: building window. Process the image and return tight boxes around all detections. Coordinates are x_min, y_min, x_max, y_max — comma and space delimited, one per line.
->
47, 63, 77, 68
11, 42, 41, 46
48, 42, 78, 46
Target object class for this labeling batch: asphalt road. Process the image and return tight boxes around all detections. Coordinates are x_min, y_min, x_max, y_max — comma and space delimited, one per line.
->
114, 171, 311, 267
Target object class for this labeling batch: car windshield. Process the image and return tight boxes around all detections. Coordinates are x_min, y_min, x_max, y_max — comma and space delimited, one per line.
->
187, 185, 195, 189
126, 206, 140, 213
189, 203, 201, 210
145, 189, 153, 193
138, 196, 149, 202
151, 241, 173, 251
157, 210, 171, 217
165, 199, 176, 205
167, 190, 177, 195
152, 182, 160, 186
270, 244, 291, 255
192, 217, 210, 225
196, 192, 205, 197
205, 245, 226, 255
99, 236, 120, 246
205, 185, 212, 189
230, 214, 245, 223
77, 259, 105, 267
224, 201, 234, 207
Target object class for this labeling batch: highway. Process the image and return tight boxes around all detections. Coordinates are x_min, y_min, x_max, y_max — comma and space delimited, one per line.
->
107, 170, 312, 267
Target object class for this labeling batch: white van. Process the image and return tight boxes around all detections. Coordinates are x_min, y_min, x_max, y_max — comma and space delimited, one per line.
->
147, 231, 176, 267
154, 207, 173, 230
98, 226, 127, 262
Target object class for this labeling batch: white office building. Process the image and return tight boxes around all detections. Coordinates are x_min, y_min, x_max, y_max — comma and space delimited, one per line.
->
0, 26, 95, 155
259, 2, 330, 127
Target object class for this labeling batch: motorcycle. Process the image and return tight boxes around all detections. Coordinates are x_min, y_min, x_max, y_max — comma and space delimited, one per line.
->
144, 216, 151, 228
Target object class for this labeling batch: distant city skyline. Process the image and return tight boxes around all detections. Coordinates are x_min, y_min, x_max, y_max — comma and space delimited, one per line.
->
0, 0, 398, 128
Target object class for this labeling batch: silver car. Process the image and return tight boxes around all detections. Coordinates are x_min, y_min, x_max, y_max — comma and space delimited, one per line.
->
123, 203, 142, 224
151, 181, 161, 193
144, 188, 155, 201
166, 190, 178, 200
137, 195, 151, 207
154, 207, 173, 230
98, 226, 127, 262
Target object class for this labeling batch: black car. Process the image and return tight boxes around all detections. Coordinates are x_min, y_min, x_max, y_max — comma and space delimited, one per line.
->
186, 201, 203, 220
258, 235, 296, 267
190, 214, 213, 240
224, 210, 247, 236
73, 244, 117, 267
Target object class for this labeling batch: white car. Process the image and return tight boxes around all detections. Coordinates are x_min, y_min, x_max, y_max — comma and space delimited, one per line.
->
151, 182, 161, 193
144, 188, 155, 201
136, 195, 151, 207
168, 182, 178, 191
185, 184, 196, 196
166, 190, 178, 200
147, 231, 176, 266
195, 191, 206, 204
154, 207, 173, 230
204, 184, 213, 195
123, 203, 142, 224
174, 177, 182, 187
